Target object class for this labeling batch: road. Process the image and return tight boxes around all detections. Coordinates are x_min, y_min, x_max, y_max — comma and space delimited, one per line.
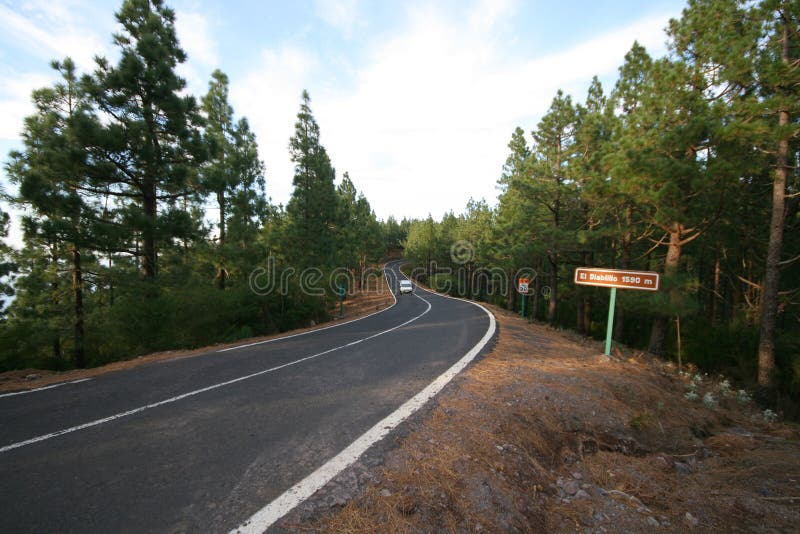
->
0, 261, 494, 533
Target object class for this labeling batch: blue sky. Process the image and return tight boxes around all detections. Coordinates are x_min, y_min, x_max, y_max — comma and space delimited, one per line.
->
0, 0, 689, 247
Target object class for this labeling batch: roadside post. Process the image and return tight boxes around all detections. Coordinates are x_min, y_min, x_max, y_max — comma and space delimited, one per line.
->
518, 278, 530, 318
574, 268, 660, 356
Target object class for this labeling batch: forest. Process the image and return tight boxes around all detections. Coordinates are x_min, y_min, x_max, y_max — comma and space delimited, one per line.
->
402, 0, 800, 416
0, 0, 798, 416
0, 0, 406, 371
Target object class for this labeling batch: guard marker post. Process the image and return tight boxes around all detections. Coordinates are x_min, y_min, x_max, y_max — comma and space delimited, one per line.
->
574, 268, 660, 356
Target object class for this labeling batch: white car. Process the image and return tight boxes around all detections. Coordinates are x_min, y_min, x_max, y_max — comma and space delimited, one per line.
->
399, 280, 414, 294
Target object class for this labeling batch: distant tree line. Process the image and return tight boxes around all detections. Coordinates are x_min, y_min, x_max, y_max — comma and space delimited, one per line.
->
403, 0, 799, 416
0, 0, 408, 371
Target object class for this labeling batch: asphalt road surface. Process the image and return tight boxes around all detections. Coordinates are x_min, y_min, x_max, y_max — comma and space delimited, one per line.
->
0, 261, 494, 533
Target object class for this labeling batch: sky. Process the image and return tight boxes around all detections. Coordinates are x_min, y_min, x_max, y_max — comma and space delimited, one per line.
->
0, 0, 689, 248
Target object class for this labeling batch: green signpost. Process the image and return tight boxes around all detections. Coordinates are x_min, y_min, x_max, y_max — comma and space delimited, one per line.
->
605, 287, 617, 355
574, 268, 660, 356
518, 278, 530, 318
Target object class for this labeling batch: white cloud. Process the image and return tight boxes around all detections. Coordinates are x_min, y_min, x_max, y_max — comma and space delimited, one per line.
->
230, 46, 319, 207
174, 9, 219, 96
0, 73, 53, 140
0, 1, 113, 71
309, 8, 672, 221
1, 0, 677, 233
0, 1, 115, 140
314, 0, 362, 38
468, 0, 518, 34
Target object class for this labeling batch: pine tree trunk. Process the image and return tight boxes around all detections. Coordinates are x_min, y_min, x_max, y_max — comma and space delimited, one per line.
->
49, 246, 61, 360
532, 272, 541, 321
757, 111, 789, 386
649, 224, 682, 355
108, 256, 114, 307
71, 247, 85, 368
711, 255, 721, 327
755, 20, 793, 388
614, 206, 632, 339
649, 323, 668, 358
466, 262, 473, 300
142, 184, 158, 279
583, 293, 592, 334
550, 135, 561, 326
182, 197, 190, 256
548, 254, 558, 325
578, 251, 592, 334
506, 269, 516, 311
217, 191, 227, 290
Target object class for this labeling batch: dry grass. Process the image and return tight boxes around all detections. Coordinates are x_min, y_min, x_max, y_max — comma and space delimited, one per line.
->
296, 305, 800, 533
327, 273, 393, 321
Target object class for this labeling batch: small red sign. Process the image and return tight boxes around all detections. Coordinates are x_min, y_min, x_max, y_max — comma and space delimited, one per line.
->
518, 278, 530, 294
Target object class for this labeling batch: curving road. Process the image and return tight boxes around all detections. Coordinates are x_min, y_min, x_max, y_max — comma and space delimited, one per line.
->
0, 261, 494, 533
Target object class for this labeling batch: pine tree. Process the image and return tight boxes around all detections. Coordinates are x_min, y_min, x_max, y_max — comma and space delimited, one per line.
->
226, 117, 267, 250
0, 206, 14, 318
335, 172, 359, 270
380, 216, 405, 254
493, 127, 535, 312
572, 77, 613, 333
499, 127, 531, 190
668, 0, 800, 385
528, 90, 579, 324
284, 90, 338, 269
405, 215, 439, 281
6, 58, 99, 367
201, 70, 267, 288
607, 43, 723, 355
82, 0, 205, 280
459, 198, 494, 300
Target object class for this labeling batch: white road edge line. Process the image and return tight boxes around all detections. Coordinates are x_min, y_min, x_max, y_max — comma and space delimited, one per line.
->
218, 264, 399, 352
0, 378, 92, 399
231, 271, 496, 534
0, 265, 421, 456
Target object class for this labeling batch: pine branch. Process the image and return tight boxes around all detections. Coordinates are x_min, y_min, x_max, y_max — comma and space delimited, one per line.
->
737, 275, 762, 291
778, 253, 800, 267
76, 185, 141, 199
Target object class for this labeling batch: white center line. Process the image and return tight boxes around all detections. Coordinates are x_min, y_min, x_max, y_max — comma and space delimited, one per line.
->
0, 265, 422, 456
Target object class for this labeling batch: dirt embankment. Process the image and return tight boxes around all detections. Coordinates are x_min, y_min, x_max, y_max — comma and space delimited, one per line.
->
295, 306, 800, 533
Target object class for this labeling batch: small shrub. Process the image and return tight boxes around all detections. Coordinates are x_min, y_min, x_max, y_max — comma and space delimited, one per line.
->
762, 409, 778, 423
736, 389, 751, 404
629, 411, 653, 430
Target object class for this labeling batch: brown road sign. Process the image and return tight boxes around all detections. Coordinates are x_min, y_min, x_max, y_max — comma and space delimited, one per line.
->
574, 268, 660, 291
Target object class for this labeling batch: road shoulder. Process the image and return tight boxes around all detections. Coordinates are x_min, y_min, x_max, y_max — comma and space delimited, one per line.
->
280, 304, 800, 532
